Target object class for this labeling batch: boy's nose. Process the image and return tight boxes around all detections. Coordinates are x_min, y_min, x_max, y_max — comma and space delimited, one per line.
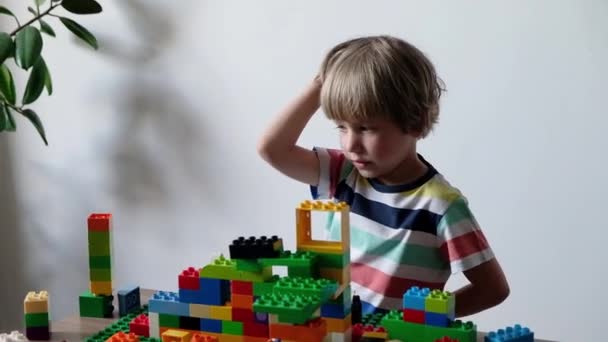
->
344, 133, 363, 153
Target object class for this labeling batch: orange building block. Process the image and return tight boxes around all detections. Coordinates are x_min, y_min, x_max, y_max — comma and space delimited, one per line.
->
190, 333, 218, 342
162, 329, 192, 342
106, 332, 140, 342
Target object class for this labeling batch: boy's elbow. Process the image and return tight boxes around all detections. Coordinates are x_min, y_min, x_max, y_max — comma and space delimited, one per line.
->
492, 281, 510, 306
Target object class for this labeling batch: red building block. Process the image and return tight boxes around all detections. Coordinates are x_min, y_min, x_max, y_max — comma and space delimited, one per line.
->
88, 213, 112, 231
403, 308, 425, 324
179, 267, 200, 290
190, 333, 218, 342
129, 314, 149, 337
231, 280, 253, 295
435, 337, 459, 342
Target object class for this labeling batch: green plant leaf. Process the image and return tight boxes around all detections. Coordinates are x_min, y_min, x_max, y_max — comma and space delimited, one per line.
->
3, 104, 17, 131
28, 6, 37, 15
59, 17, 98, 50
61, 0, 102, 14
0, 103, 6, 132
15, 26, 43, 70
21, 108, 47, 145
23, 58, 46, 105
0, 65, 16, 105
42, 59, 52, 95
40, 20, 56, 37
35, 0, 47, 6
0, 6, 16, 17
0, 33, 13, 65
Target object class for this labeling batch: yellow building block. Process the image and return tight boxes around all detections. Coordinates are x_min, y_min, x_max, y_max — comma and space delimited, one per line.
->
189, 303, 211, 318
24, 291, 49, 313
209, 305, 232, 320
296, 200, 350, 255
161, 329, 192, 342
324, 315, 351, 333
90, 281, 112, 295
218, 334, 243, 342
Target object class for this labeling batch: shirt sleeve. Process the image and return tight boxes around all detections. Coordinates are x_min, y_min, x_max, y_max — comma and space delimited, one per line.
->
310, 147, 351, 200
437, 197, 495, 274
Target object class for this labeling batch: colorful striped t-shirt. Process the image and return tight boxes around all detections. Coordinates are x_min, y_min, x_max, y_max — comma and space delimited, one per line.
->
311, 148, 495, 314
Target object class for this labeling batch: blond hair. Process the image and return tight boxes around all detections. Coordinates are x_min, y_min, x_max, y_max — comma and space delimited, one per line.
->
319, 35, 444, 138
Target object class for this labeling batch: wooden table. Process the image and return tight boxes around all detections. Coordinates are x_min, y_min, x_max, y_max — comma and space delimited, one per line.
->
49, 289, 554, 342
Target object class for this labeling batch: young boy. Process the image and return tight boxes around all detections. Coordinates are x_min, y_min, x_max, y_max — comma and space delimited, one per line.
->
257, 35, 509, 317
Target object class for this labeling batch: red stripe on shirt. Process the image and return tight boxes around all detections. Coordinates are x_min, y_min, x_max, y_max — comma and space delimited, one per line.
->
351, 262, 445, 298
440, 230, 490, 262
327, 149, 345, 197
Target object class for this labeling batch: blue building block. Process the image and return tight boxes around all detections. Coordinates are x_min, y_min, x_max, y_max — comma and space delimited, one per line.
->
200, 318, 222, 333
402, 286, 430, 310
178, 288, 205, 304
424, 311, 449, 327
321, 302, 351, 319
485, 324, 534, 342
148, 291, 189, 316
199, 278, 230, 305
117, 286, 141, 317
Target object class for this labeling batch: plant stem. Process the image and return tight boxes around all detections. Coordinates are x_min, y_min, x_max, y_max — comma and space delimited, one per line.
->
2, 99, 21, 113
10, 1, 62, 37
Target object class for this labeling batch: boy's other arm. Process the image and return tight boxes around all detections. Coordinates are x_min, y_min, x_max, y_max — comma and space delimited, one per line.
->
453, 258, 510, 317
257, 78, 322, 186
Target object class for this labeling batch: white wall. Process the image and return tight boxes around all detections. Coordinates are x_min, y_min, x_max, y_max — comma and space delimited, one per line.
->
1, 1, 606, 340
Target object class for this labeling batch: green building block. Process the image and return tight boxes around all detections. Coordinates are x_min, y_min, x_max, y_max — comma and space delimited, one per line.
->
361, 312, 386, 327
253, 293, 321, 324
222, 320, 244, 335
24, 312, 49, 327
79, 291, 113, 318
259, 250, 318, 267
89, 255, 112, 268
381, 310, 476, 342
273, 276, 338, 302
89, 268, 112, 281
314, 251, 349, 269
88, 241, 111, 256
253, 275, 279, 296
159, 313, 180, 328
325, 284, 351, 308
425, 289, 455, 314
235, 259, 263, 272
84, 305, 151, 341
199, 255, 272, 282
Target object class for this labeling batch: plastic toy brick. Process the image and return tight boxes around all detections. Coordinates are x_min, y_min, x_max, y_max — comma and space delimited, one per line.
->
0, 331, 28, 342
199, 278, 230, 306
324, 315, 352, 333
318, 267, 350, 289
199, 255, 272, 282
353, 323, 388, 342
235, 259, 265, 273
129, 314, 150, 337
252, 276, 279, 297
106, 332, 140, 342
23, 291, 49, 314
89, 255, 112, 268
273, 276, 338, 302
88, 213, 112, 232
242, 321, 269, 338
179, 316, 201, 331
403, 308, 425, 324
361, 312, 386, 327
484, 324, 534, 342
161, 329, 191, 342
90, 280, 113, 296
24, 312, 49, 327
179, 267, 200, 290
90, 268, 113, 281
231, 294, 254, 309
403, 286, 431, 311
159, 313, 180, 328
425, 311, 450, 327
189, 304, 211, 319
118, 286, 141, 317
79, 291, 114, 318
314, 251, 349, 269
435, 337, 460, 342
230, 280, 253, 295
351, 294, 362, 324
83, 305, 149, 341
25, 326, 50, 341
381, 310, 476, 342
190, 333, 218, 342
229, 235, 283, 259
425, 289, 455, 317
221, 320, 244, 335
253, 293, 321, 324
200, 319, 222, 333
148, 291, 189, 317
258, 250, 318, 268
209, 305, 232, 320
149, 312, 160, 339
296, 200, 350, 255
178, 288, 204, 305
269, 317, 327, 342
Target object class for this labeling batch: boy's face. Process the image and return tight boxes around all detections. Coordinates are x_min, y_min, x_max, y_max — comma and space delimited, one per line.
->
335, 117, 420, 185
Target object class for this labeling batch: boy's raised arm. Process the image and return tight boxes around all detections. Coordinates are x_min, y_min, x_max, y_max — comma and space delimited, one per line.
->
257, 78, 322, 186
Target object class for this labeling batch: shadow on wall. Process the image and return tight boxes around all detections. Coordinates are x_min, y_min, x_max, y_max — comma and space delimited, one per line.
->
0, 139, 29, 331
96, 0, 210, 211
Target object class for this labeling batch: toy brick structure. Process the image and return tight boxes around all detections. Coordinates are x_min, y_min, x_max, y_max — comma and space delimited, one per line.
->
23, 291, 50, 340
80, 213, 114, 318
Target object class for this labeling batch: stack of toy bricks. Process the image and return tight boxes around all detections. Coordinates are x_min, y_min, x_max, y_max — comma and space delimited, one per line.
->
379, 286, 477, 342
80, 213, 114, 318
23, 291, 50, 340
